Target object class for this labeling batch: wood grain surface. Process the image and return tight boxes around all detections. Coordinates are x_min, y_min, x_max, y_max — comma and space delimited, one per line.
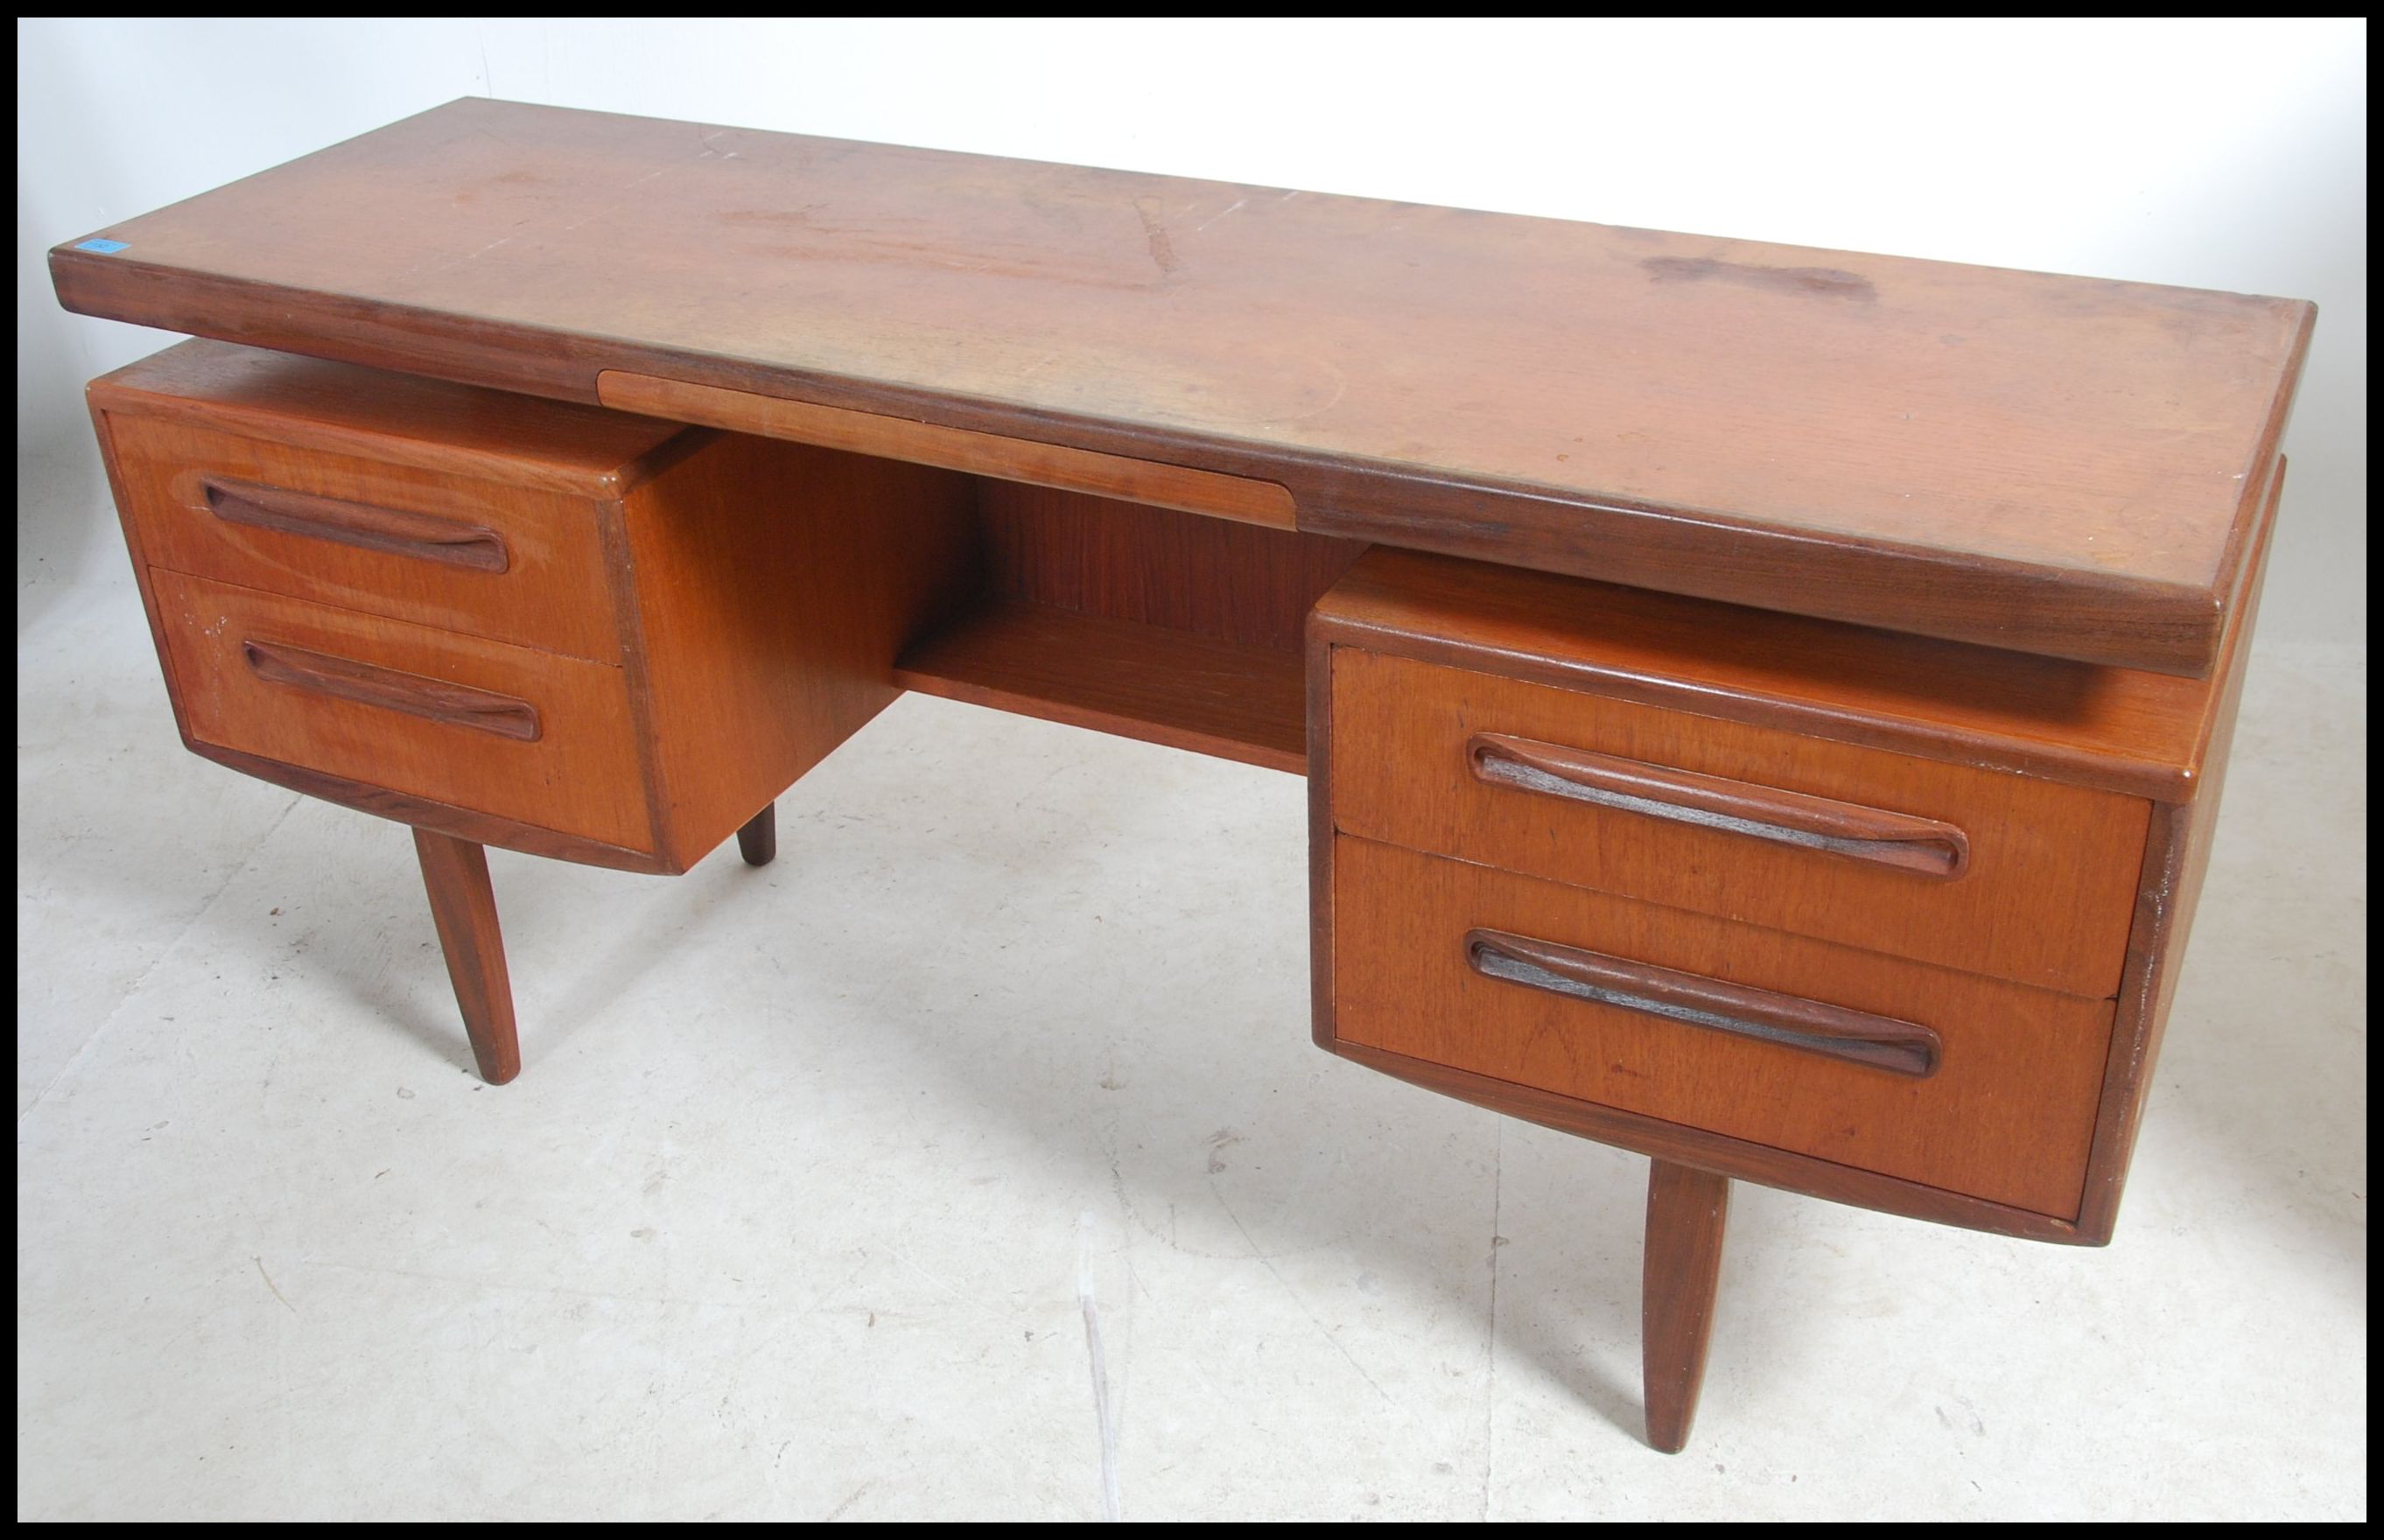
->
88, 369, 677, 876
1469, 732, 1973, 878
1329, 1040, 2086, 1243
925, 480, 1356, 769
2074, 458, 2289, 1241
1311, 545, 2245, 802
411, 829, 522, 1085
1332, 836, 2113, 1217
1642, 1160, 1730, 1454
977, 481, 1366, 653
153, 568, 651, 850
1331, 648, 2149, 998
896, 599, 1307, 773
186, 741, 677, 874
200, 478, 512, 574
1306, 466, 2284, 1242
241, 638, 543, 742
1467, 928, 1942, 1078
102, 367, 641, 664
52, 99, 2315, 674
615, 432, 980, 870
88, 337, 686, 494
600, 372, 1296, 528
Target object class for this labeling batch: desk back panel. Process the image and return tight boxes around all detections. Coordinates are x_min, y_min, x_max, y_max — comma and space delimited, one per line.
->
977, 482, 1364, 653
892, 481, 1364, 773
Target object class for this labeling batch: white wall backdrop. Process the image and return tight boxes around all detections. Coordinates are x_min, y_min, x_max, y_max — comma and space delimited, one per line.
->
17, 18, 2367, 641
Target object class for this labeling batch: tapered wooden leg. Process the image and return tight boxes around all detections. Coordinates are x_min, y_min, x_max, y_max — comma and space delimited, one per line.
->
412, 828, 521, 1086
735, 802, 776, 867
1643, 1158, 1730, 1453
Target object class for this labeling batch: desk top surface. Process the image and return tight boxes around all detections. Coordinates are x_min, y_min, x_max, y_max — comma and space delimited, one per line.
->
53, 98, 2311, 676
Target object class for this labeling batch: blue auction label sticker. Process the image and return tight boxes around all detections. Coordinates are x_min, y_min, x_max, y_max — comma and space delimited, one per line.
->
74, 238, 130, 254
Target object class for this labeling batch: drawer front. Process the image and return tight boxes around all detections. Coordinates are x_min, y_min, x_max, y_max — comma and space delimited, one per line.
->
1331, 836, 2111, 1217
153, 570, 652, 851
108, 414, 623, 663
1330, 648, 2147, 998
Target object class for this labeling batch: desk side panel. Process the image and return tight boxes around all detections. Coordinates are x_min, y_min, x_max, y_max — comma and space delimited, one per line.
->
620, 434, 979, 870
2072, 457, 2288, 1242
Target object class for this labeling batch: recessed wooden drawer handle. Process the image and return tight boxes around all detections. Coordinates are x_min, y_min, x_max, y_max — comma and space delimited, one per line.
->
203, 478, 510, 574
1466, 928, 1940, 1078
1469, 733, 1969, 878
242, 640, 543, 741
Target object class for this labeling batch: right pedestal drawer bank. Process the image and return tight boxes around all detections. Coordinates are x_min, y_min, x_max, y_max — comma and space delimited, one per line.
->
1308, 460, 2280, 1244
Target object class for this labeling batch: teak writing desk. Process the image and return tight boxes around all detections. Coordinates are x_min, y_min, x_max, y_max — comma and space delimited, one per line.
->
51, 99, 2313, 1454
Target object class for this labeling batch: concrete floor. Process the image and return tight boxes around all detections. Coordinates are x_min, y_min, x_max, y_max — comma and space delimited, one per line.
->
16, 564, 2368, 1521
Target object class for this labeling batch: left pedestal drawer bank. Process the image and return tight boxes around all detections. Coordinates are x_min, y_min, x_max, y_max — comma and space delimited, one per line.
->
93, 339, 981, 876
91, 339, 984, 1082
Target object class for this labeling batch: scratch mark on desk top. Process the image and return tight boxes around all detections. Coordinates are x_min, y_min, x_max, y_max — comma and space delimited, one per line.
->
1133, 196, 1182, 279
1194, 197, 1248, 234
1644, 255, 1877, 303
